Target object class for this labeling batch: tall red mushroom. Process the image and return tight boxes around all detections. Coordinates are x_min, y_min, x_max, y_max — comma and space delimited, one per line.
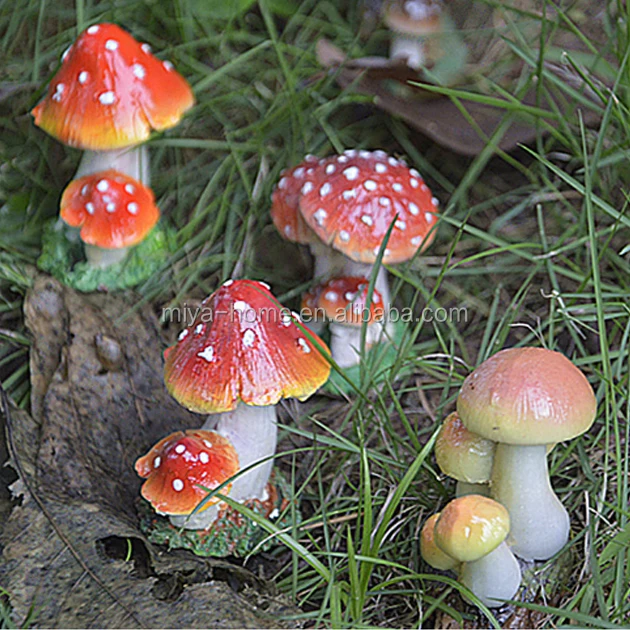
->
164, 279, 331, 502
32, 23, 195, 184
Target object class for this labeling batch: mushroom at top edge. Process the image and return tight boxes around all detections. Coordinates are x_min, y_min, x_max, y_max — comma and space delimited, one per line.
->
434, 495, 522, 608
302, 276, 385, 369
135, 429, 239, 530
164, 279, 331, 507
271, 150, 439, 332
434, 411, 495, 497
457, 347, 597, 560
31, 22, 195, 184
60, 169, 159, 268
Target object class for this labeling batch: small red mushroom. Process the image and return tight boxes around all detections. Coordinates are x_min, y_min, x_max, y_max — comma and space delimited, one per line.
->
60, 169, 159, 268
32, 23, 195, 184
306, 277, 385, 368
164, 279, 331, 502
135, 429, 239, 529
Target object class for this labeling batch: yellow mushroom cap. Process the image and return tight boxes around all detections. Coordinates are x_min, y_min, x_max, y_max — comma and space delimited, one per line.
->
435, 412, 495, 483
434, 495, 510, 563
420, 513, 459, 571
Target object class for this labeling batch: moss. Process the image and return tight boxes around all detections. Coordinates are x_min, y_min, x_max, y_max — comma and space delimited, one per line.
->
37, 218, 175, 292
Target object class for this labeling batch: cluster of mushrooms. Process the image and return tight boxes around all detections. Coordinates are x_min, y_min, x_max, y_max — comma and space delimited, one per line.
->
32, 23, 194, 268
31, 21, 599, 606
422, 347, 597, 607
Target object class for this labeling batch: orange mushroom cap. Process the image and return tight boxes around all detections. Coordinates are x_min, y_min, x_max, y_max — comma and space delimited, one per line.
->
60, 169, 159, 249
298, 150, 438, 264
135, 430, 239, 516
164, 279, 331, 413
32, 23, 195, 150
271, 155, 319, 245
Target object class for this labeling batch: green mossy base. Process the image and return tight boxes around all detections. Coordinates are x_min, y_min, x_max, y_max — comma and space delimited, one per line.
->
138, 471, 300, 558
37, 218, 174, 293
324, 320, 409, 395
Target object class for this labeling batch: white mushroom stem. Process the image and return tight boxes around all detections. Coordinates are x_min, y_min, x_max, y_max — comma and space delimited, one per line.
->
390, 35, 426, 70
459, 541, 521, 608
490, 444, 570, 560
455, 481, 490, 498
169, 503, 221, 530
83, 244, 129, 268
329, 322, 379, 369
75, 145, 150, 185
202, 402, 277, 503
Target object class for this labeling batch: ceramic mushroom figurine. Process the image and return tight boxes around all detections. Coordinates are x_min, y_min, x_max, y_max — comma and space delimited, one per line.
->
135, 430, 239, 530
272, 150, 439, 319
59, 169, 159, 268
164, 279, 331, 512
432, 495, 522, 608
457, 347, 597, 560
301, 277, 385, 368
434, 411, 495, 497
32, 23, 194, 184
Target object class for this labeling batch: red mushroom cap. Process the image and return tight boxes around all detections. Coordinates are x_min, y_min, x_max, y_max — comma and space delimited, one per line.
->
164, 279, 331, 413
60, 169, 159, 249
298, 150, 438, 264
31, 23, 195, 150
135, 430, 239, 515
310, 277, 385, 326
270, 155, 319, 245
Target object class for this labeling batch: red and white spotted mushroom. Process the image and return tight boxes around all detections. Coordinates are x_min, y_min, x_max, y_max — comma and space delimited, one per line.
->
302, 277, 385, 368
164, 279, 331, 502
32, 23, 195, 184
135, 429, 239, 530
271, 151, 439, 323
60, 169, 159, 268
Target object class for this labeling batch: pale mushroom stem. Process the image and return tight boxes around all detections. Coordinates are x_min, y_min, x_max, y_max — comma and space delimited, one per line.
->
75, 144, 150, 185
390, 35, 426, 70
455, 481, 490, 498
459, 541, 521, 608
169, 503, 221, 531
329, 323, 381, 369
202, 402, 277, 503
83, 244, 129, 268
491, 443, 570, 560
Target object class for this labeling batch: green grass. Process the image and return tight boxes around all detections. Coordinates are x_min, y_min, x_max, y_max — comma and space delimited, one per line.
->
1, 0, 629, 627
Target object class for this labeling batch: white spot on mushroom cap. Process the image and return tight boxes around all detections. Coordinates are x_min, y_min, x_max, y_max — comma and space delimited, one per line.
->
298, 338, 311, 353
364, 179, 377, 191
127, 202, 139, 215
395, 220, 407, 230
343, 166, 359, 181
203, 439, 213, 448
361, 215, 373, 226
178, 329, 189, 341
61, 46, 72, 62
153, 456, 161, 468
421, 183, 428, 192
281, 312, 292, 327
392, 182, 403, 193
411, 236, 422, 246
325, 291, 338, 301
52, 83, 65, 102
125, 183, 135, 195
132, 63, 146, 80
301, 182, 313, 195
375, 163, 387, 174
243, 329, 256, 347
195, 323, 204, 334
81, 185, 89, 196
175, 444, 186, 454
293, 167, 305, 178
269, 507, 280, 519
410, 178, 419, 188
408, 202, 419, 216
106, 202, 116, 213
432, 197, 439, 207
325, 164, 335, 175
425, 212, 434, 223
314, 208, 327, 225
339, 230, 350, 242
78, 71, 89, 84
223, 279, 234, 287
86, 202, 95, 215
379, 196, 390, 207
233, 300, 250, 313
320, 183, 331, 197
278, 177, 287, 190
198, 345, 214, 362
163, 60, 174, 71
258, 281, 271, 289
342, 189, 356, 200
344, 149, 357, 157
172, 478, 184, 491
141, 43, 151, 54
284, 225, 292, 237
99, 91, 116, 105
337, 155, 348, 163
199, 452, 209, 464
87, 25, 100, 34
96, 179, 109, 192
344, 291, 357, 301
105, 39, 119, 51
388, 157, 398, 166
410, 168, 421, 178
